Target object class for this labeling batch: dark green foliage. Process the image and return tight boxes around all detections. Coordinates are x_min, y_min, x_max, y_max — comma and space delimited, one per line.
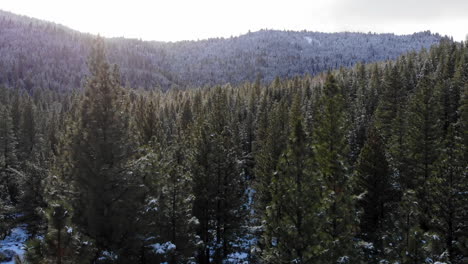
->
25, 201, 96, 264
375, 64, 405, 141
355, 128, 395, 261
404, 70, 442, 231
190, 87, 247, 264
261, 96, 325, 263
0, 39, 466, 264
253, 97, 289, 219
0, 104, 19, 204
0, 90, 23, 239
355, 128, 393, 233
312, 73, 358, 262
460, 69, 468, 151
135, 137, 198, 264
18, 98, 36, 160
57, 38, 145, 262
431, 125, 467, 263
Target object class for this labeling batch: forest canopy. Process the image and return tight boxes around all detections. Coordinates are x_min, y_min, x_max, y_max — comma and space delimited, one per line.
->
0, 36, 466, 264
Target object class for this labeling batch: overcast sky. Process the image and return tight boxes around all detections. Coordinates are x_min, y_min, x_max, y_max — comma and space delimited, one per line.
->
1, 0, 467, 42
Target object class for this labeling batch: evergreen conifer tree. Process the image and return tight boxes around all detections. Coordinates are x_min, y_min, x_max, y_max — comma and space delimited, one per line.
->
355, 127, 396, 261
0, 104, 19, 204
25, 201, 96, 264
190, 88, 246, 264
313, 73, 358, 262
404, 70, 442, 231
262, 96, 325, 263
375, 65, 404, 141
432, 125, 467, 263
60, 38, 144, 262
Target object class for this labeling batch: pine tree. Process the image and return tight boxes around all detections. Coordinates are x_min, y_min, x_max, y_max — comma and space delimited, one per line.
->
375, 64, 404, 141
458, 52, 468, 151
253, 97, 288, 218
313, 73, 357, 262
61, 38, 144, 262
392, 190, 425, 264
455, 77, 468, 261
0, 104, 19, 204
431, 125, 467, 263
349, 63, 382, 166
387, 104, 410, 190
190, 87, 246, 264
262, 96, 324, 263
433, 43, 463, 134
386, 64, 445, 264
136, 134, 198, 264
9, 90, 22, 148
25, 201, 96, 264
253, 98, 289, 259
134, 94, 161, 144
159, 142, 197, 264
18, 96, 36, 160
404, 70, 441, 231
355, 127, 395, 261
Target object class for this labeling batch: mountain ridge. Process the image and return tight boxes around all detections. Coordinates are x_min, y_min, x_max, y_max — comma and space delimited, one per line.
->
0, 9, 445, 91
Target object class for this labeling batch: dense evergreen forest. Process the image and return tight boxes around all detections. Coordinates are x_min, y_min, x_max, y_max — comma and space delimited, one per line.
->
0, 34, 466, 264
0, 10, 444, 91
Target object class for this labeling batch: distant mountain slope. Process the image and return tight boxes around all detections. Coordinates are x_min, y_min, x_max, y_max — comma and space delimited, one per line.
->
0, 10, 444, 90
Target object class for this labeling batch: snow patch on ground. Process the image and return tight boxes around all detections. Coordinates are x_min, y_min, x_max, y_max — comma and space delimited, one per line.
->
222, 187, 257, 263
0, 225, 29, 264
225, 251, 249, 264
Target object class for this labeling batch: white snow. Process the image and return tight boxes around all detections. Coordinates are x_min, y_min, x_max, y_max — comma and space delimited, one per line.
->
221, 186, 257, 264
359, 241, 374, 250
98, 251, 118, 261
188, 216, 200, 226
145, 198, 159, 212
151, 242, 176, 255
224, 252, 248, 264
0, 225, 29, 264
337, 256, 350, 263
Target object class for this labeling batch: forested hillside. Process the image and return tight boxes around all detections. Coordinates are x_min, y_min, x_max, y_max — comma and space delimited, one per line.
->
0, 10, 444, 91
0, 36, 466, 263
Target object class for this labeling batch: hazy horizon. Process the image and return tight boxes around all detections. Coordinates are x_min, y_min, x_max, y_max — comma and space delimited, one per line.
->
0, 8, 450, 43
1, 0, 467, 42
